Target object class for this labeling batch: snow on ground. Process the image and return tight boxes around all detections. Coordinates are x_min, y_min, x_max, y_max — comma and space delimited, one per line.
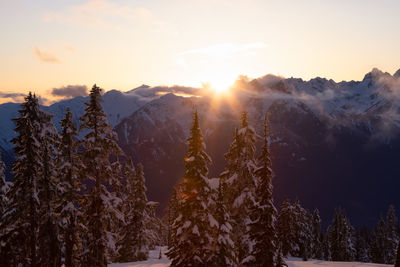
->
108, 247, 170, 267
109, 250, 392, 267
286, 257, 391, 267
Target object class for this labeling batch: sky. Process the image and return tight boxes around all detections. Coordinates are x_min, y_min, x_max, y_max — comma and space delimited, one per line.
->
1, 0, 400, 104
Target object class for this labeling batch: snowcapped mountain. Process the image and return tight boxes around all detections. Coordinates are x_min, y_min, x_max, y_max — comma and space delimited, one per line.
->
1, 68, 400, 225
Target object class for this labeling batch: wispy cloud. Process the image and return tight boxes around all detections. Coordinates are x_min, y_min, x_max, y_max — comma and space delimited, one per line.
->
51, 85, 88, 98
0, 92, 26, 103
179, 42, 267, 57
43, 0, 155, 31
33, 47, 61, 63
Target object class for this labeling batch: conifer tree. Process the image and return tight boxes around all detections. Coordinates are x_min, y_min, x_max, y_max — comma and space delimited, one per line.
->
371, 216, 386, 263
1, 93, 44, 266
311, 208, 323, 259
220, 111, 259, 264
395, 242, 400, 267
37, 107, 62, 267
79, 84, 124, 266
118, 161, 149, 261
0, 150, 11, 263
58, 108, 83, 267
277, 199, 295, 257
323, 227, 332, 261
329, 208, 355, 261
293, 199, 312, 260
166, 110, 216, 267
167, 188, 178, 247
0, 151, 9, 217
354, 227, 370, 262
212, 179, 237, 267
384, 205, 398, 264
246, 114, 277, 266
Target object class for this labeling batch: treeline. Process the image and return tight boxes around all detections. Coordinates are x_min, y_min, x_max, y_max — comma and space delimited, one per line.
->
277, 199, 400, 265
0, 85, 165, 267
166, 109, 400, 266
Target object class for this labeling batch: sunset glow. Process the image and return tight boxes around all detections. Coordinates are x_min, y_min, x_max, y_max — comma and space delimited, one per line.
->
1, 0, 400, 103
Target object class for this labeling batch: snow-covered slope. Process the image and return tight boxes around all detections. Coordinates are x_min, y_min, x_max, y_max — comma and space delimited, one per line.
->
108, 249, 391, 267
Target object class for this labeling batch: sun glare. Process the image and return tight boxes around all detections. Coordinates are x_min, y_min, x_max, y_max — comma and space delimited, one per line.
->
204, 73, 237, 95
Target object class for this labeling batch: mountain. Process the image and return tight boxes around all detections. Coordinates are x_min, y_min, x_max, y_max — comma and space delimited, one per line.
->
1, 68, 400, 226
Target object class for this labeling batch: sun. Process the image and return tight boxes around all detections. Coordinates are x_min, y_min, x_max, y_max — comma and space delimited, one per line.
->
204, 73, 236, 94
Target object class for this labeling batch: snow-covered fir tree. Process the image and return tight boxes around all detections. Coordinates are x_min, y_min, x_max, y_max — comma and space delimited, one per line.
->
329, 208, 355, 262
167, 188, 178, 247
0, 93, 46, 266
0, 150, 9, 218
212, 179, 237, 267
277, 199, 296, 257
246, 114, 278, 266
311, 208, 323, 260
166, 110, 216, 267
144, 201, 164, 249
371, 216, 386, 263
395, 242, 400, 267
323, 226, 332, 261
293, 199, 312, 260
354, 227, 371, 262
79, 84, 124, 266
0, 149, 10, 263
118, 162, 149, 261
277, 199, 312, 259
37, 105, 62, 267
220, 111, 259, 264
57, 108, 84, 267
384, 205, 398, 264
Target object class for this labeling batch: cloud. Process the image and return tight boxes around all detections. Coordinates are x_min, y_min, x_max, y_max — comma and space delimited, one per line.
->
43, 0, 156, 31
179, 42, 267, 58
33, 47, 61, 63
0, 92, 26, 103
127, 85, 204, 100
51, 85, 88, 98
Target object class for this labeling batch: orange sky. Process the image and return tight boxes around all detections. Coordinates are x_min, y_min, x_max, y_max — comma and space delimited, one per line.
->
1, 0, 400, 104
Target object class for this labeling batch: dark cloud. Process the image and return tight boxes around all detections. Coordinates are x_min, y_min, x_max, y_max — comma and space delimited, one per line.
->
33, 47, 61, 63
0, 92, 26, 102
0, 92, 25, 98
51, 85, 88, 98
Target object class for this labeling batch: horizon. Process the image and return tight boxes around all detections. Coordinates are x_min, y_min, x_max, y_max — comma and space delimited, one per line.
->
1, 66, 399, 105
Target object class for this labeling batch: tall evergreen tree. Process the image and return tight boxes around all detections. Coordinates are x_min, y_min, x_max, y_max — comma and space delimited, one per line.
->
246, 114, 277, 266
329, 208, 355, 262
0, 150, 11, 263
37, 107, 62, 267
385, 205, 398, 264
58, 108, 83, 267
1, 93, 44, 266
167, 188, 178, 247
354, 227, 370, 263
212, 179, 237, 267
311, 208, 323, 259
395, 242, 400, 267
118, 162, 149, 261
371, 216, 386, 263
166, 110, 216, 266
220, 111, 259, 264
277, 199, 295, 257
79, 84, 123, 266
0, 151, 9, 218
293, 199, 312, 260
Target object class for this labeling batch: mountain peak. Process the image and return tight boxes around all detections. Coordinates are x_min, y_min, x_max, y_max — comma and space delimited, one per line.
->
363, 68, 384, 81
394, 69, 400, 78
